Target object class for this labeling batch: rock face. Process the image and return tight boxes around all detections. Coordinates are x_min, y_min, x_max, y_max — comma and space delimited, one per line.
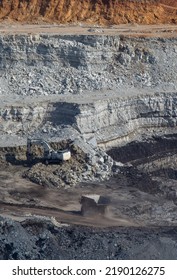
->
1, 31, 177, 188
0, 34, 177, 98
1, 92, 177, 149
0, 33, 177, 147
0, 103, 47, 135
74, 92, 177, 147
0, 0, 177, 24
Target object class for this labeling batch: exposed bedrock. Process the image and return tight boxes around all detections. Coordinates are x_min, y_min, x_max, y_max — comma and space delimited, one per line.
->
0, 0, 177, 25
1, 92, 177, 149
0, 103, 47, 135
74, 92, 177, 147
0, 34, 177, 97
1, 34, 177, 148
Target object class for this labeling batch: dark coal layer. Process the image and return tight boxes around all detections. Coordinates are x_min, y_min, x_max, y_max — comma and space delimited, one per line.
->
1, 217, 177, 260
108, 134, 177, 164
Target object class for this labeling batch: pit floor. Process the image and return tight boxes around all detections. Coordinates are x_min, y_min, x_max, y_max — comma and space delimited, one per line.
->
0, 158, 177, 228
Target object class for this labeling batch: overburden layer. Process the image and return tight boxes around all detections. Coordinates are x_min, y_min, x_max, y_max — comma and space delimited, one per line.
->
1, 0, 177, 24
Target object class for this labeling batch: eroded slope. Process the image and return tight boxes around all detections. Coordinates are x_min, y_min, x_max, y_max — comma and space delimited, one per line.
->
1, 0, 177, 24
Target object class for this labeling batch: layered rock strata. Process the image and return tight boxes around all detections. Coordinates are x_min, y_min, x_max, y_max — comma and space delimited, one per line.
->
0, 34, 177, 98
1, 92, 177, 149
0, 32, 177, 148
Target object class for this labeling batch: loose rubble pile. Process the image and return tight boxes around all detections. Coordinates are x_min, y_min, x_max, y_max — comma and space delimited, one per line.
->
1, 216, 177, 260
1, 33, 177, 101
24, 138, 116, 188
6, 65, 116, 97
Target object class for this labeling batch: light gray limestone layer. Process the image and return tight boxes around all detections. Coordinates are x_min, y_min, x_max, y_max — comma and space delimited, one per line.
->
1, 91, 177, 149
0, 33, 177, 149
0, 34, 177, 99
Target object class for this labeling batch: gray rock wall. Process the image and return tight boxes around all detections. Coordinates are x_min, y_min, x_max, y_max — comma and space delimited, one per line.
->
0, 103, 47, 134
1, 93, 177, 149
1, 33, 177, 147
76, 93, 177, 131
0, 34, 177, 97
73, 93, 177, 146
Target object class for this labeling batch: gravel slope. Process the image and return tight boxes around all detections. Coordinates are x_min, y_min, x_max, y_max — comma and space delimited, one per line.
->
1, 216, 177, 260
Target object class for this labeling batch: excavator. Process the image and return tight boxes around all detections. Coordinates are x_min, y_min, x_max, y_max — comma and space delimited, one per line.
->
26, 138, 71, 165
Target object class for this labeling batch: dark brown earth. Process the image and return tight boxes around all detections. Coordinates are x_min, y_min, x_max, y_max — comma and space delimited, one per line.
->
1, 134, 177, 228
1, 134, 177, 259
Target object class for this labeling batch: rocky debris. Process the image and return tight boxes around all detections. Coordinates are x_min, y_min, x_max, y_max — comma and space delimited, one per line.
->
0, 33, 177, 101
24, 138, 115, 188
0, 135, 117, 188
1, 32, 177, 150
1, 216, 177, 260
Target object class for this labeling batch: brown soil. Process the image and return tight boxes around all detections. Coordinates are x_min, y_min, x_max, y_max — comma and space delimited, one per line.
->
1, 136, 177, 259
160, 0, 177, 8
1, 0, 177, 25
0, 165, 136, 228
1, 135, 177, 229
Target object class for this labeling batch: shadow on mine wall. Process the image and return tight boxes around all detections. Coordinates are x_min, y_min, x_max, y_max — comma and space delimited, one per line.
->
107, 134, 177, 163
46, 102, 80, 126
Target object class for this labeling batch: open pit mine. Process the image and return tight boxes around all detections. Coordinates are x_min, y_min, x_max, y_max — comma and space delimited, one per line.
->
1, 1, 177, 260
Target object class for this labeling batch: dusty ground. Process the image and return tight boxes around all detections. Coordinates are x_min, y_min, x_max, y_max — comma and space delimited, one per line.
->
1, 134, 177, 229
1, 23, 177, 38
0, 165, 137, 228
1, 20, 177, 258
1, 134, 177, 259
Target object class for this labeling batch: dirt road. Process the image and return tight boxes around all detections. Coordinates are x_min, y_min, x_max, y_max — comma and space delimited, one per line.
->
0, 165, 136, 227
1, 139, 177, 229
1, 23, 177, 38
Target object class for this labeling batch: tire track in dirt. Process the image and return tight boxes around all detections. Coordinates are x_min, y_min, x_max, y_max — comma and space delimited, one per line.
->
0, 201, 135, 228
